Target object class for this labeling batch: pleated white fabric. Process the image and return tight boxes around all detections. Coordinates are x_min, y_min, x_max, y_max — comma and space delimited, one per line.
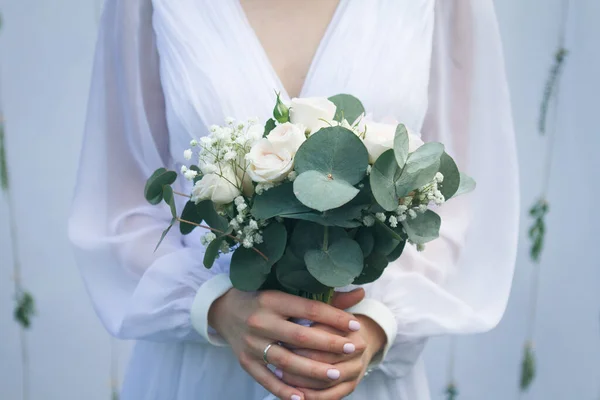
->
68, 0, 519, 399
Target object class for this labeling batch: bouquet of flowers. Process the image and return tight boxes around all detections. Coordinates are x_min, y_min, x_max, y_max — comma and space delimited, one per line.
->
144, 94, 475, 303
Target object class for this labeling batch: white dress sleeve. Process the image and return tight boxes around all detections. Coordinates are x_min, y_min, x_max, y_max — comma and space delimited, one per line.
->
68, 0, 231, 343
347, 0, 520, 378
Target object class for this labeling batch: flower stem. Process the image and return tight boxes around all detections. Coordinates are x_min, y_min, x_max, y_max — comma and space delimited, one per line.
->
173, 191, 191, 198
176, 217, 269, 261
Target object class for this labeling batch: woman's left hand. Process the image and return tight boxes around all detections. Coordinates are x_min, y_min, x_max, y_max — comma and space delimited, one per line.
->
276, 315, 386, 400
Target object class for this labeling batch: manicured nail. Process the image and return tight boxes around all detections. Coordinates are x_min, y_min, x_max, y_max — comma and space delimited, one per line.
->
349, 320, 361, 331
327, 368, 341, 380
274, 368, 283, 379
343, 343, 356, 354
291, 395, 302, 400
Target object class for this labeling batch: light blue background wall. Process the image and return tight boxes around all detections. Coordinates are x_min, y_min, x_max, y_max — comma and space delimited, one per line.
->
1, 1, 598, 399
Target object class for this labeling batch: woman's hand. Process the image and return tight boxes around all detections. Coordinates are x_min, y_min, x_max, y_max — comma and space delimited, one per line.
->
208, 289, 366, 400
280, 315, 386, 400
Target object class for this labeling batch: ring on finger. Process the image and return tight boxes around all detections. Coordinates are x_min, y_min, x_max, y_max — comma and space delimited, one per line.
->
262, 342, 279, 364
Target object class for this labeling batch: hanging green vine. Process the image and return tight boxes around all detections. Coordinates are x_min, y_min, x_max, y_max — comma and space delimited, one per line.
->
445, 382, 458, 400
538, 48, 568, 135
0, 116, 8, 190
519, 341, 536, 391
14, 291, 36, 329
528, 199, 549, 262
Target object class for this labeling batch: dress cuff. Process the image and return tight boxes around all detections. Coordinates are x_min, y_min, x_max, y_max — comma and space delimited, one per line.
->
190, 273, 233, 346
346, 298, 397, 367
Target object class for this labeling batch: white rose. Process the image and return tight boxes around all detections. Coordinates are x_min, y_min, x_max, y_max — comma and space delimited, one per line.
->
289, 97, 336, 135
191, 167, 241, 205
266, 122, 306, 155
361, 118, 424, 163
246, 138, 293, 183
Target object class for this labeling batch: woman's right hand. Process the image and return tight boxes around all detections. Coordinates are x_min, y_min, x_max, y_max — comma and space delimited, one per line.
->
208, 289, 366, 400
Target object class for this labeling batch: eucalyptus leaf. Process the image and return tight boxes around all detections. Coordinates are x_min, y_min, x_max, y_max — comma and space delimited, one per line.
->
402, 210, 441, 245
294, 126, 369, 185
374, 218, 404, 241
180, 201, 202, 234
283, 211, 362, 228
305, 238, 364, 287
370, 149, 402, 211
204, 236, 225, 268
162, 185, 177, 218
290, 221, 346, 259
393, 124, 409, 168
264, 118, 277, 137
328, 94, 365, 124
144, 168, 177, 205
251, 182, 311, 219
276, 250, 329, 294
386, 239, 406, 262
155, 218, 176, 252
293, 170, 360, 212
438, 152, 460, 200
452, 172, 476, 198
373, 222, 401, 255
352, 252, 388, 285
395, 143, 445, 198
355, 228, 375, 258
260, 221, 288, 267
230, 247, 271, 291
196, 200, 229, 232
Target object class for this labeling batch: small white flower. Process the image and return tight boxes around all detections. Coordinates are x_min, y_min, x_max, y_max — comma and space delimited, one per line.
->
236, 203, 248, 212
375, 212, 386, 222
229, 219, 240, 229
190, 139, 198, 147
200, 136, 213, 146
224, 150, 237, 161
236, 214, 245, 223
417, 204, 428, 213
397, 214, 407, 222
363, 215, 375, 227
248, 219, 259, 230
389, 215, 398, 228
225, 117, 235, 125
366, 165, 372, 175
184, 169, 198, 180
253, 233, 263, 244
287, 171, 298, 182
417, 243, 426, 252
435, 172, 444, 183
248, 117, 260, 124
396, 205, 408, 215
242, 237, 253, 248
219, 241, 231, 254
200, 232, 217, 246
183, 149, 193, 160
234, 196, 245, 206
181, 165, 188, 174
408, 209, 417, 219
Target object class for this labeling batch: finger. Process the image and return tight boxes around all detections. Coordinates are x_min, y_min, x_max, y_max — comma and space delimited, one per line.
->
301, 381, 358, 400
258, 316, 363, 354
330, 288, 365, 310
257, 340, 344, 383
275, 368, 333, 390
309, 323, 346, 336
258, 291, 362, 332
291, 348, 348, 364
241, 358, 305, 400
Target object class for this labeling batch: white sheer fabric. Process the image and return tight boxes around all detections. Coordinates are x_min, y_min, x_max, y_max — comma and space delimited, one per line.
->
68, 0, 519, 399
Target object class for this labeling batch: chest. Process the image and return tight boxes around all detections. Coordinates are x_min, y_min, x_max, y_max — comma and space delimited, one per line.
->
151, 0, 436, 164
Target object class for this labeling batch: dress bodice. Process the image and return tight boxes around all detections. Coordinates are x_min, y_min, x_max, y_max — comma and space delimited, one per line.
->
151, 0, 435, 165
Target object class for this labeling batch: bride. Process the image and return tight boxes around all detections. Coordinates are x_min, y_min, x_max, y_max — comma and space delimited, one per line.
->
68, 0, 519, 399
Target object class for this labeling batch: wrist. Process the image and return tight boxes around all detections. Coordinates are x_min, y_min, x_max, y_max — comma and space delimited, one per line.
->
207, 287, 233, 335
355, 314, 386, 359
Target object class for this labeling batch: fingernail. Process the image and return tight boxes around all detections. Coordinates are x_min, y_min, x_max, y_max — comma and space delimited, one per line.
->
343, 343, 356, 354
274, 368, 283, 379
349, 320, 361, 331
327, 368, 341, 380
291, 395, 302, 400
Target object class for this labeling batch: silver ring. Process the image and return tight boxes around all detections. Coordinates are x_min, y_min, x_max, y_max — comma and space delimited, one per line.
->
262, 342, 277, 364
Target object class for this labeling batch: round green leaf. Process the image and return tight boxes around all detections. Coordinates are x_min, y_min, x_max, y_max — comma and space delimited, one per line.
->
370, 149, 401, 211
402, 210, 441, 245
373, 222, 400, 255
395, 142, 445, 198
230, 247, 271, 291
328, 94, 365, 124
293, 170, 360, 212
180, 201, 202, 235
295, 127, 369, 185
452, 172, 477, 198
203, 236, 225, 268
305, 238, 364, 287
276, 251, 329, 294
260, 222, 288, 267
352, 252, 388, 284
438, 152, 460, 200
195, 201, 229, 232
355, 228, 375, 258
386, 239, 406, 262
393, 124, 409, 168
144, 168, 177, 205
252, 182, 311, 220
290, 221, 346, 259
162, 185, 177, 218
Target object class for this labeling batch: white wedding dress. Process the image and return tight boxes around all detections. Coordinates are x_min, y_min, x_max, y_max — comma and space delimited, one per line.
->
68, 0, 519, 399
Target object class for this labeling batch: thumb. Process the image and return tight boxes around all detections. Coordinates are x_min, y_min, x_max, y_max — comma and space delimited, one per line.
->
330, 288, 365, 310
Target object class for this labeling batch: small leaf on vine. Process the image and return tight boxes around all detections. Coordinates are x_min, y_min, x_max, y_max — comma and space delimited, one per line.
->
528, 198, 549, 263
14, 291, 36, 329
445, 382, 458, 400
111, 389, 120, 400
0, 116, 9, 191
539, 47, 568, 135
520, 341, 536, 391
